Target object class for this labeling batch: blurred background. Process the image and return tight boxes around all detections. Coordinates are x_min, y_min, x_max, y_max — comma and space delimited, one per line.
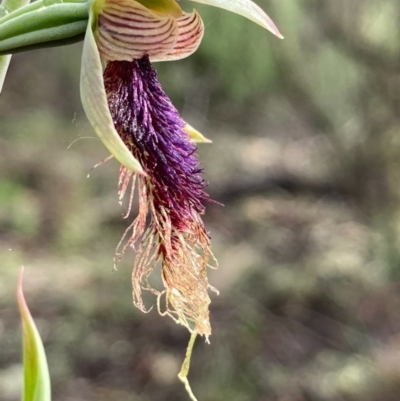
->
2, 0, 400, 400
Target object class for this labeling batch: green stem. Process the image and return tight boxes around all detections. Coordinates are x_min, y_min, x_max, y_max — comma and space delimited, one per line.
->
0, 0, 32, 93
0, 31, 85, 56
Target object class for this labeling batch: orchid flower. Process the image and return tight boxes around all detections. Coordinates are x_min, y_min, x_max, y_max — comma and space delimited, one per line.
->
0, 0, 282, 339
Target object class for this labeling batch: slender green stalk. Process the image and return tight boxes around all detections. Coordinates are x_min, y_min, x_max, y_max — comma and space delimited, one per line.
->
0, 0, 31, 92
0, 3, 88, 39
0, 0, 87, 24
0, 31, 85, 56
0, 0, 88, 71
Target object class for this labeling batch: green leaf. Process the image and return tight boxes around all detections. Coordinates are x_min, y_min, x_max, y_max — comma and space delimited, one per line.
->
0, 0, 87, 24
0, 22, 87, 56
0, 0, 32, 93
0, 0, 88, 55
0, 2, 88, 39
17, 267, 51, 401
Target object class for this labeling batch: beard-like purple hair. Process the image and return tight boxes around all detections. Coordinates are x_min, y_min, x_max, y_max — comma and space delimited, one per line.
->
104, 56, 216, 337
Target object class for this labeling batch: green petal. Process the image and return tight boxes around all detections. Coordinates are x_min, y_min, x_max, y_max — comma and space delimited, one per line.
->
80, 8, 144, 174
184, 123, 212, 143
187, 0, 283, 39
17, 267, 51, 401
0, 0, 31, 93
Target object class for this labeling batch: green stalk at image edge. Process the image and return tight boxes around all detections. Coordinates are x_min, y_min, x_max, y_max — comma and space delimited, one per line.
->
18, 267, 51, 401
0, 0, 31, 92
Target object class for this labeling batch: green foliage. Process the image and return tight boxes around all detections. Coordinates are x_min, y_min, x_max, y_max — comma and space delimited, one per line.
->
0, 0, 31, 91
1, 1, 400, 400
17, 268, 51, 401
0, 0, 88, 57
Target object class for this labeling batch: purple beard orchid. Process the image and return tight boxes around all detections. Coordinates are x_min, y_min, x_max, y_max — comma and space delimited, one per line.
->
79, 0, 283, 339
105, 57, 215, 336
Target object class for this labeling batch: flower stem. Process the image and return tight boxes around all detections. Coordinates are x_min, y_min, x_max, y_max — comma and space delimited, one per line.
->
178, 332, 199, 401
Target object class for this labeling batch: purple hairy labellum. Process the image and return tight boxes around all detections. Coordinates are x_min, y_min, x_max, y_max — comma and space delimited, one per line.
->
104, 56, 217, 338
